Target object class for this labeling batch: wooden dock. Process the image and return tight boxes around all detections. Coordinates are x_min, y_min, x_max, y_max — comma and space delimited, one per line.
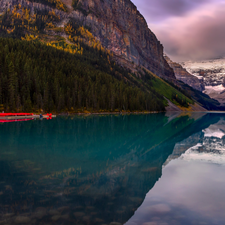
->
0, 115, 56, 120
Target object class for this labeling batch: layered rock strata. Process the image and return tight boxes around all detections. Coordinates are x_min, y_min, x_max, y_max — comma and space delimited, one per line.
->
0, 0, 175, 80
165, 55, 205, 91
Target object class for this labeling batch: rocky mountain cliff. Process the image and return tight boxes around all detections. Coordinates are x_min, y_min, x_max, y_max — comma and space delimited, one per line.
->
79, 0, 175, 79
0, 0, 175, 80
164, 55, 205, 92
5, 0, 222, 111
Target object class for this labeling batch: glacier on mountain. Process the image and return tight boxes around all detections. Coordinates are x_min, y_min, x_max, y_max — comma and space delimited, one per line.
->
181, 58, 225, 106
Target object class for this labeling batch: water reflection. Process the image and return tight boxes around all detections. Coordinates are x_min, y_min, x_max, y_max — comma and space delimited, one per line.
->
126, 114, 225, 225
0, 113, 222, 224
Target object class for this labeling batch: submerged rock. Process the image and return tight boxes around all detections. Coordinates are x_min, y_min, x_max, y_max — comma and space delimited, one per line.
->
61, 214, 69, 219
31, 207, 47, 219
57, 206, 69, 212
73, 212, 85, 217
82, 215, 90, 221
94, 218, 104, 223
49, 209, 60, 215
14, 216, 31, 224
3, 213, 15, 217
51, 215, 61, 221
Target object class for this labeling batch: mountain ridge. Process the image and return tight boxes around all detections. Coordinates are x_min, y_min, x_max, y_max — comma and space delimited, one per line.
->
164, 55, 205, 92
1, 0, 221, 112
0, 0, 175, 80
181, 58, 225, 107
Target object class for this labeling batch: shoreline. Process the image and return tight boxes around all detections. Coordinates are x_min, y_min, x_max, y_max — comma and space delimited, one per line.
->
57, 111, 164, 116
57, 111, 225, 116
1, 111, 225, 118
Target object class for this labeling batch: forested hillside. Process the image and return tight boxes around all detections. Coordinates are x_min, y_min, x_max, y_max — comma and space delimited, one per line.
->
0, 38, 168, 113
176, 80, 221, 110
0, 3, 207, 113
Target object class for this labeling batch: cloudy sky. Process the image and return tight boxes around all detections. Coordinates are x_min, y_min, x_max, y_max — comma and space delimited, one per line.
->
131, 0, 225, 62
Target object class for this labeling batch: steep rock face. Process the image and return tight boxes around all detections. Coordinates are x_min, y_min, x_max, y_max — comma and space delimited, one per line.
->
165, 55, 205, 91
79, 0, 175, 79
0, 0, 175, 80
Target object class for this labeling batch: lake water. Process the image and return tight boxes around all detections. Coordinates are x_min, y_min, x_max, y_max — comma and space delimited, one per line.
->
0, 113, 225, 225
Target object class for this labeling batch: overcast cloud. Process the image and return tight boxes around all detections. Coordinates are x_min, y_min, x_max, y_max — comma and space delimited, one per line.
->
131, 0, 225, 61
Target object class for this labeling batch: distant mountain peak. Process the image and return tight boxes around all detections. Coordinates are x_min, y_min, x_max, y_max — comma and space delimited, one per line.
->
182, 58, 225, 106
164, 55, 205, 92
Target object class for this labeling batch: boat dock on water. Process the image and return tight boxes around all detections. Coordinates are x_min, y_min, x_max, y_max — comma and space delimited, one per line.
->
0, 113, 56, 122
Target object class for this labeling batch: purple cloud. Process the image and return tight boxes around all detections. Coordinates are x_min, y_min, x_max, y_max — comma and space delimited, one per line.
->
131, 0, 225, 61
132, 0, 212, 22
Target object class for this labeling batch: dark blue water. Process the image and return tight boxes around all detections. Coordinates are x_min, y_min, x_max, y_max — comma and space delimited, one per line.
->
0, 113, 224, 225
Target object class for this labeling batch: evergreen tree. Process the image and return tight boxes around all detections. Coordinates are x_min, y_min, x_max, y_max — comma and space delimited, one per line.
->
43, 82, 49, 112
0, 37, 169, 113
8, 61, 16, 111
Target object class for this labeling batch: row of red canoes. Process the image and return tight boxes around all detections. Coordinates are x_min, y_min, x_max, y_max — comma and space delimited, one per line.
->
0, 113, 52, 117
0, 113, 34, 117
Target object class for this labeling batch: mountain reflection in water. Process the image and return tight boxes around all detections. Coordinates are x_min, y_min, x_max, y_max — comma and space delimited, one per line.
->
126, 113, 225, 225
0, 113, 223, 225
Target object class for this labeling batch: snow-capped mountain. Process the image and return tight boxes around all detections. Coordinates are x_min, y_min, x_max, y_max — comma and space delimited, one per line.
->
181, 58, 225, 106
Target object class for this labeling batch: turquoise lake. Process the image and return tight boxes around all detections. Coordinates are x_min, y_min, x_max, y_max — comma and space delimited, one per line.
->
0, 113, 225, 225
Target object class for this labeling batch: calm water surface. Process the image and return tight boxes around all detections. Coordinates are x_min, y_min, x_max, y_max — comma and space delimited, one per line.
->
0, 113, 225, 225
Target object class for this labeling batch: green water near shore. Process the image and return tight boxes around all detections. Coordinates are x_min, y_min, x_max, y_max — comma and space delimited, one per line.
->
0, 113, 224, 224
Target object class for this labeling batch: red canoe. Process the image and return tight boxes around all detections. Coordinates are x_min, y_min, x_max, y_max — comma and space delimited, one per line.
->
0, 113, 33, 117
